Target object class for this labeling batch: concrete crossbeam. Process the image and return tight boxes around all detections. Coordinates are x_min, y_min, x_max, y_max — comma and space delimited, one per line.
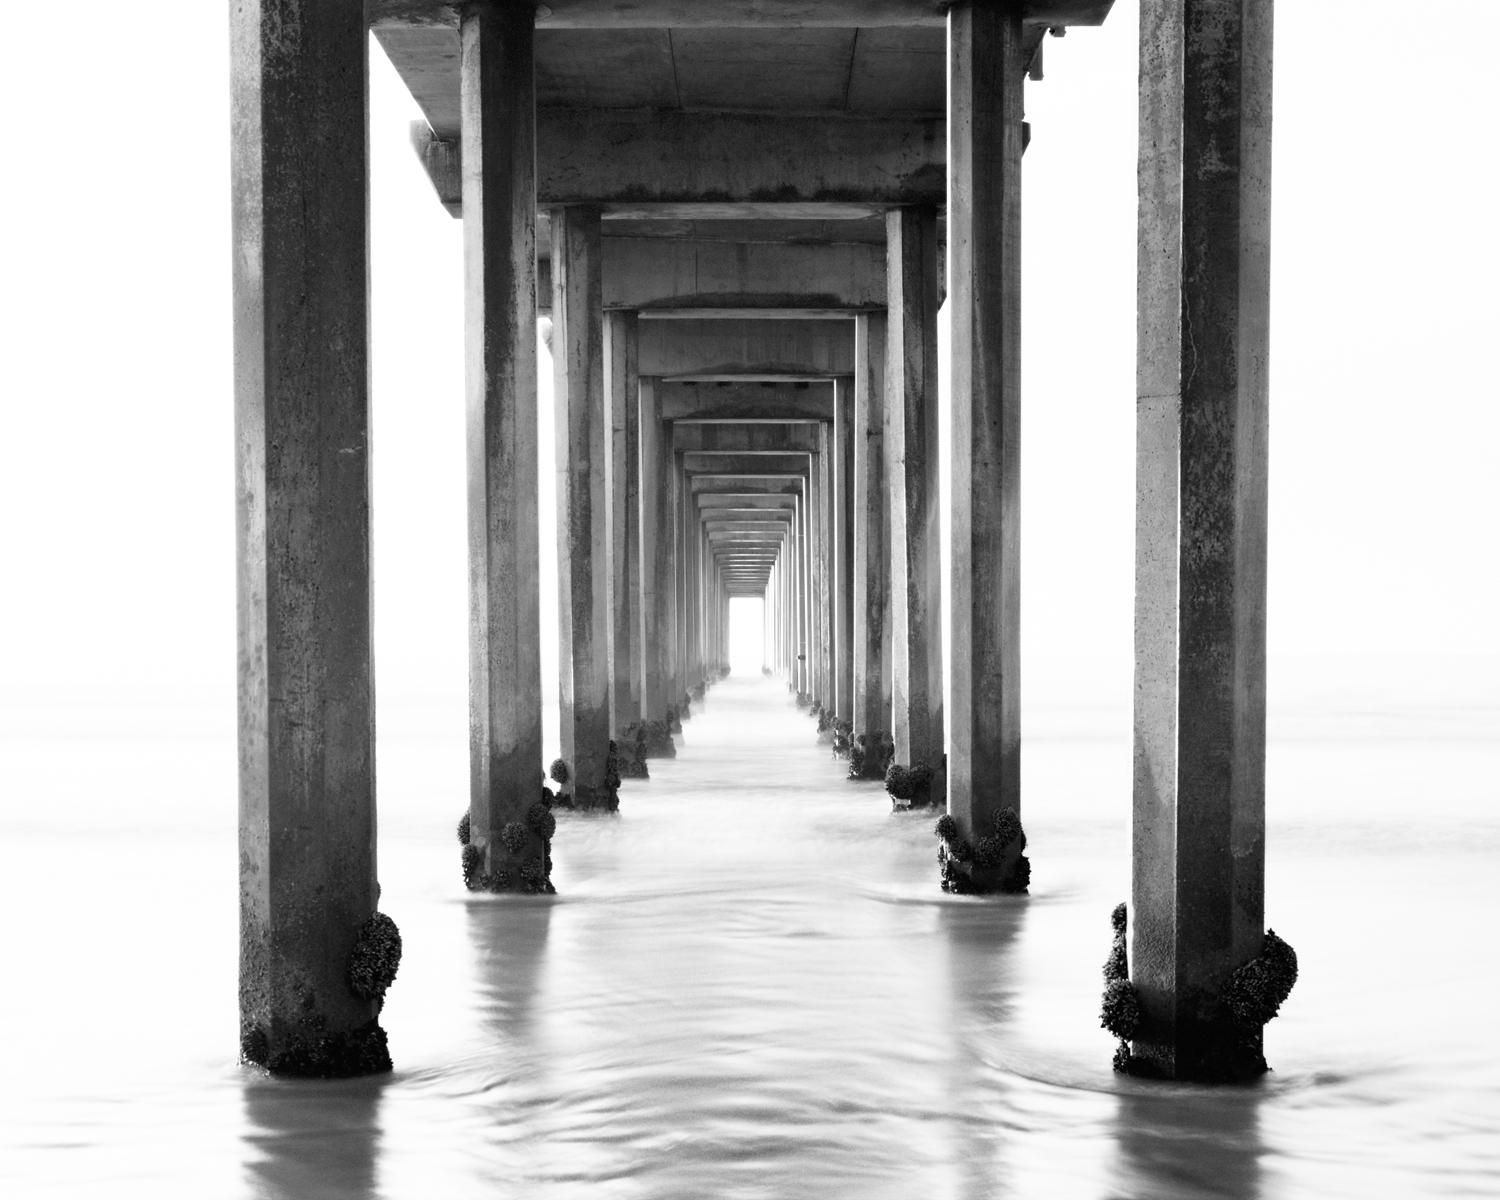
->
641, 319, 855, 379
673, 423, 820, 455
661, 382, 836, 422
374, 2, 1114, 32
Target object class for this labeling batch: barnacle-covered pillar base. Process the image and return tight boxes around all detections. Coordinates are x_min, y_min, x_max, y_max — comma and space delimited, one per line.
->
933, 810, 1029, 895
460, 787, 558, 895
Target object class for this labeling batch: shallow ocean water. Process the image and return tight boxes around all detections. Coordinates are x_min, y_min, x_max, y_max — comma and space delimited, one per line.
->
2, 666, 1498, 1198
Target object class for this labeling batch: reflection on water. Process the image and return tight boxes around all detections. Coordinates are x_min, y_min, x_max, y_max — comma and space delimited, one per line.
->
1110, 1087, 1264, 1200
242, 1077, 384, 1200
2, 669, 1499, 1198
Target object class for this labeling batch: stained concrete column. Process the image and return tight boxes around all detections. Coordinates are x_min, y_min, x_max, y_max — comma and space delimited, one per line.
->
808, 446, 829, 706
551, 206, 610, 806
886, 206, 944, 789
605, 311, 641, 731
638, 377, 674, 720
462, 0, 546, 877
673, 453, 689, 702
794, 488, 809, 696
1131, 0, 1274, 1082
853, 313, 891, 738
232, 0, 386, 1076
948, 1, 1022, 848
834, 380, 855, 721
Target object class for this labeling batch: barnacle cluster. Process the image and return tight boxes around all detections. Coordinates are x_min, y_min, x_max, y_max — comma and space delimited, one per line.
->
347, 912, 402, 1004
457, 782, 559, 895
1100, 902, 1141, 1072
830, 718, 852, 758
847, 731, 895, 781
885, 761, 934, 807
934, 805, 1029, 893
616, 723, 651, 777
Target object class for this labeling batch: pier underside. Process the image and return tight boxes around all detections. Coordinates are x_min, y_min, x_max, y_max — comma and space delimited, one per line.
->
232, 0, 1284, 1082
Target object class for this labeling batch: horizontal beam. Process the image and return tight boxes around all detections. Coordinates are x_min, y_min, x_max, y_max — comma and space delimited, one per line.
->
705, 522, 790, 534
661, 381, 836, 422
682, 453, 811, 476
400, 103, 944, 206
689, 475, 804, 493
697, 496, 797, 511
541, 109, 944, 207
373, 2, 1114, 30
673, 424, 820, 454
532, 239, 886, 314
641, 319, 854, 377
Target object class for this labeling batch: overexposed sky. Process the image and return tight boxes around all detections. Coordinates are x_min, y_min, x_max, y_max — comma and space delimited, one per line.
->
0, 0, 1496, 733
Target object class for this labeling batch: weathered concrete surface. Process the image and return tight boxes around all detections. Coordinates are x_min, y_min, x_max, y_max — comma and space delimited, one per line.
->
852, 313, 891, 738
885, 206, 944, 788
1131, 0, 1273, 1083
673, 423, 821, 454
552, 206, 612, 807
376, 8, 1112, 147
660, 381, 836, 422
605, 311, 641, 732
639, 319, 855, 379
639, 379, 676, 718
233, 0, 383, 1076
596, 239, 886, 312
375, 1, 1114, 31
947, 1, 1023, 852
463, 2, 545, 880
833, 386, 855, 720
681, 452, 812, 478
529, 239, 889, 312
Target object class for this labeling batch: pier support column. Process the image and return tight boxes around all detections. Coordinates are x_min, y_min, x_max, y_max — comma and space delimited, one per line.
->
809, 445, 830, 707
1131, 0, 1275, 1081
605, 310, 641, 732
834, 380, 855, 721
886, 205, 944, 795
947, 0, 1022, 862
853, 313, 890, 739
462, 0, 545, 882
639, 378, 675, 720
551, 205, 610, 807
233, 0, 389, 1075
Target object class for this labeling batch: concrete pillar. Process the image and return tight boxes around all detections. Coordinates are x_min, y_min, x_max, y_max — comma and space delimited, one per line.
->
462, 3, 546, 880
793, 489, 808, 695
551, 206, 610, 806
808, 447, 829, 706
639, 377, 674, 720
673, 453, 689, 702
853, 313, 891, 738
948, 1, 1022, 851
605, 311, 641, 731
886, 205, 944, 789
834, 381, 855, 721
232, 0, 387, 1076
1131, 0, 1275, 1082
